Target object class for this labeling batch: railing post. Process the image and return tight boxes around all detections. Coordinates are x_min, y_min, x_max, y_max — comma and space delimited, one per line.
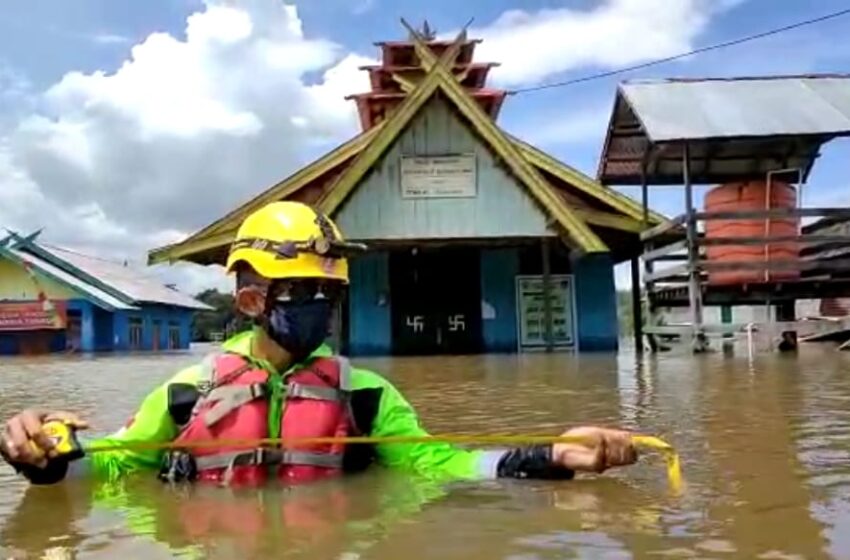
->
641, 161, 659, 352
683, 142, 708, 353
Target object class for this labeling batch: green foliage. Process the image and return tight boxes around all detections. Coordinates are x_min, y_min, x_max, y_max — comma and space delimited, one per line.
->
191, 289, 250, 342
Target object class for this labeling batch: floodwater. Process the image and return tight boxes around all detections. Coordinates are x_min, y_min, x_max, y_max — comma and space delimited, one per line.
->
2, 342, 850, 559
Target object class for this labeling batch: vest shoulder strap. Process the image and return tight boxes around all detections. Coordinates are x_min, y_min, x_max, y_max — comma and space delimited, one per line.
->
202, 383, 269, 427
337, 356, 352, 392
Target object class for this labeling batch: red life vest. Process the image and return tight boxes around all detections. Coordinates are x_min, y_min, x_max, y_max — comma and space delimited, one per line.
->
173, 352, 356, 486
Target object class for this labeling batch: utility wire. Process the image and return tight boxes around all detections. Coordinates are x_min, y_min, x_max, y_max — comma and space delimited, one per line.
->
509, 7, 850, 95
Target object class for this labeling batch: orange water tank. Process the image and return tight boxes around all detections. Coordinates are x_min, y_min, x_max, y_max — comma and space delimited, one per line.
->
703, 180, 800, 285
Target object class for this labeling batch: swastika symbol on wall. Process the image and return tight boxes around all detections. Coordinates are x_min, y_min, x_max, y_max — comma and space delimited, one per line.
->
406, 315, 424, 333
448, 314, 465, 332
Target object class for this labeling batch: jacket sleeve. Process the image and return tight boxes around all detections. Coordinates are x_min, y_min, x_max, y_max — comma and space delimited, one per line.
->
367, 378, 506, 481
73, 364, 204, 482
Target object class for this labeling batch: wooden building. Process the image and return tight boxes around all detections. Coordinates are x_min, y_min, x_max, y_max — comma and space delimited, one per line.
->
148, 24, 662, 356
0, 231, 210, 355
597, 75, 850, 352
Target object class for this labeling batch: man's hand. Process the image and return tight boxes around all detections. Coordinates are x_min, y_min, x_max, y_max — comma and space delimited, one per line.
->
552, 426, 638, 473
1, 410, 89, 469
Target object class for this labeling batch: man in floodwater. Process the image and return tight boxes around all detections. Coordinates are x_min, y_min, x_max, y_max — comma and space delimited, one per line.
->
0, 201, 637, 486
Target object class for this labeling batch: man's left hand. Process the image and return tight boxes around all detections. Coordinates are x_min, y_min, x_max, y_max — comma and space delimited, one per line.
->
552, 426, 638, 473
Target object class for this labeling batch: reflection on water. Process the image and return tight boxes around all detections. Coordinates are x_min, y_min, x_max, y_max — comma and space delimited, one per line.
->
2, 343, 850, 558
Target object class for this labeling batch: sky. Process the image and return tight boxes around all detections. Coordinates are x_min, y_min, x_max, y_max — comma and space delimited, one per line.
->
1, 0, 849, 295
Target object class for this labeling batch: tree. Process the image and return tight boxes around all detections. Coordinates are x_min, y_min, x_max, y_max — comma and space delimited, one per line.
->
191, 289, 249, 342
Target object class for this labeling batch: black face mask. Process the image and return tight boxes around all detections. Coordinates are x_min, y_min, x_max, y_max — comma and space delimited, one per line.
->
264, 299, 333, 361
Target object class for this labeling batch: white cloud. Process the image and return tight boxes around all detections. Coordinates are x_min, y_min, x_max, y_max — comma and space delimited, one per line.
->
0, 0, 373, 294
0, 0, 749, 296
471, 0, 741, 87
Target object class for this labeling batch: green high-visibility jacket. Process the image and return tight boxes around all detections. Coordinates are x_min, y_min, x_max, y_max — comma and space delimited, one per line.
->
74, 329, 505, 483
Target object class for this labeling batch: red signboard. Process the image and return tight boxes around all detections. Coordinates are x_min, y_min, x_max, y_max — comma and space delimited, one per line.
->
0, 301, 67, 331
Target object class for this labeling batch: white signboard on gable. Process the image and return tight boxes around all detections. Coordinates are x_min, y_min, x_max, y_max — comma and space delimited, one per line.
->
400, 154, 477, 199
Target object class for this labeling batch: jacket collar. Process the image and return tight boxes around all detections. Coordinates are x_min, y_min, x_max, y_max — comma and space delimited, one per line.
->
221, 328, 333, 374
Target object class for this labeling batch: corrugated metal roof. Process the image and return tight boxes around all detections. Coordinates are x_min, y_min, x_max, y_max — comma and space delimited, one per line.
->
6, 247, 137, 311
43, 245, 212, 310
620, 76, 850, 142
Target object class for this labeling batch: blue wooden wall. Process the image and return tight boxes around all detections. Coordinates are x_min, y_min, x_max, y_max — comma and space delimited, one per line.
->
103, 306, 194, 352
113, 310, 129, 351
0, 298, 196, 355
480, 248, 519, 353
573, 254, 618, 351
66, 299, 95, 352
335, 97, 556, 241
93, 307, 114, 351
343, 247, 619, 356
347, 252, 391, 356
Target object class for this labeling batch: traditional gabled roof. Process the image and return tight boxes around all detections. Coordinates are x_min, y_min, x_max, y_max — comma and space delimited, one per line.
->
148, 23, 665, 266
2, 231, 211, 311
509, 135, 666, 226
318, 27, 609, 253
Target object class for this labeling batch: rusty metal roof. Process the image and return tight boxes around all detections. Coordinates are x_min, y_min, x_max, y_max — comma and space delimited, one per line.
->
2, 230, 211, 311
2, 246, 137, 311
46, 245, 212, 310
597, 75, 850, 186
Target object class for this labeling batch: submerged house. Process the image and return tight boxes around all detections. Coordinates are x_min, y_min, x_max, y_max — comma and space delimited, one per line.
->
148, 24, 663, 356
0, 231, 211, 355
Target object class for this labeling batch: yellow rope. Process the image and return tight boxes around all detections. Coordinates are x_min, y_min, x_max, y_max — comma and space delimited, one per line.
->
82, 433, 683, 493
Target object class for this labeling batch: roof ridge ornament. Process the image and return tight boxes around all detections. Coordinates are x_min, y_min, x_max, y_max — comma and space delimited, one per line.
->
419, 20, 436, 41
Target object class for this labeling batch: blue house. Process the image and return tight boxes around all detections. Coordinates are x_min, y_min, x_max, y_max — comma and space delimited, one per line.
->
0, 231, 212, 356
147, 26, 666, 356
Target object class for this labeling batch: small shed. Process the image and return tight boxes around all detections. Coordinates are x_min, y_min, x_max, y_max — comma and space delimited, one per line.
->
149, 23, 663, 356
597, 75, 850, 351
0, 230, 211, 355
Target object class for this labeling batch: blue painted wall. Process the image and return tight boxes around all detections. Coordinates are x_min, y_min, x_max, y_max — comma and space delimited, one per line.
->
480, 248, 519, 353
179, 312, 192, 348
65, 299, 93, 352
573, 254, 618, 352
93, 307, 114, 351
0, 299, 196, 355
347, 252, 391, 356
0, 333, 16, 355
113, 310, 129, 351
122, 306, 193, 351
105, 306, 194, 352
345, 248, 619, 356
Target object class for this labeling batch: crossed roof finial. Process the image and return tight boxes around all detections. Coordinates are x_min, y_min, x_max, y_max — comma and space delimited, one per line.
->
420, 20, 436, 41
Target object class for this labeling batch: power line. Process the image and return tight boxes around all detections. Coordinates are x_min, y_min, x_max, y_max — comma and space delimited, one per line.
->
509, 6, 850, 95
39, 241, 139, 268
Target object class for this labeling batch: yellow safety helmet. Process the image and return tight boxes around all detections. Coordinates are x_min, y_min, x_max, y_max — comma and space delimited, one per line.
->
225, 201, 365, 284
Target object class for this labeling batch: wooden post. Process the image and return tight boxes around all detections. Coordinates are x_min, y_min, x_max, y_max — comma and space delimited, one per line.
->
683, 142, 708, 353
541, 238, 554, 353
631, 256, 643, 352
641, 161, 659, 352
776, 301, 798, 352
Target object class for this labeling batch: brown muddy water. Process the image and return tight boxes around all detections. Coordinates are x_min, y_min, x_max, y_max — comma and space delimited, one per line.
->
2, 342, 850, 559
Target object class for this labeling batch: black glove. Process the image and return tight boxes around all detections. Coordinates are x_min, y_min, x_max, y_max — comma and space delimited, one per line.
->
496, 445, 575, 480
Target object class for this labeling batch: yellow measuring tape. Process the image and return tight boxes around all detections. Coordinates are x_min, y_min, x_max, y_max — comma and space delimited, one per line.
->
32, 422, 682, 492
73, 430, 683, 493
